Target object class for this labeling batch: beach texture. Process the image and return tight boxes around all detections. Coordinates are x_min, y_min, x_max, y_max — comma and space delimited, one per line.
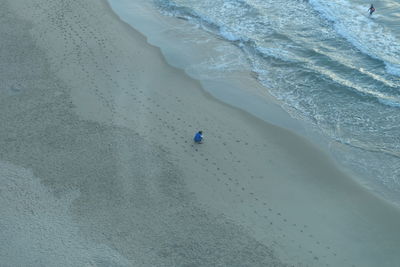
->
1, 0, 400, 266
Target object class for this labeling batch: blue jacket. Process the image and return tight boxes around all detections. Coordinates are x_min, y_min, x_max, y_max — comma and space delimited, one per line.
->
194, 132, 203, 142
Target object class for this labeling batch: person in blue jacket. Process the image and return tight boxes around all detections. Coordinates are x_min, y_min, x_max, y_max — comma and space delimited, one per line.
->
194, 131, 203, 144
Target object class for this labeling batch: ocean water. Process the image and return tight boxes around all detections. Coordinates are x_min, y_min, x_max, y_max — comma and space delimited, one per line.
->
108, 0, 400, 206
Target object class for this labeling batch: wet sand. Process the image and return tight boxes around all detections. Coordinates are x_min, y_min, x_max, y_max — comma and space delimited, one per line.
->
1, 0, 400, 266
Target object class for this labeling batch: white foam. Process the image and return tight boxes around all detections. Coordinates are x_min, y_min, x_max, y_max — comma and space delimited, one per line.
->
309, 0, 400, 77
219, 26, 241, 41
256, 46, 299, 63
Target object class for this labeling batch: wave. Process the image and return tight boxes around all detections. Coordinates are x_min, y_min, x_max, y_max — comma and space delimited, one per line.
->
308, 0, 400, 77
155, 0, 400, 109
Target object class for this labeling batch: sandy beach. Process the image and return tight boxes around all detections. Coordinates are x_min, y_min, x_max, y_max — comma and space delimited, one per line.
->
1, 0, 400, 266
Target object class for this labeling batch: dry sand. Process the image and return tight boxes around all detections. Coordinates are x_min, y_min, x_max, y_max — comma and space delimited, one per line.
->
1, 0, 400, 266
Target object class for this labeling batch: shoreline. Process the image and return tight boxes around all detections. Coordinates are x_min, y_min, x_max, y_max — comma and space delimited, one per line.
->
107, 0, 304, 132
106, 0, 400, 208
2, 0, 400, 266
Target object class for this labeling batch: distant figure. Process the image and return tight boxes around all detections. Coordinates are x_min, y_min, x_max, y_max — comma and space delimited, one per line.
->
368, 4, 375, 16
194, 131, 203, 144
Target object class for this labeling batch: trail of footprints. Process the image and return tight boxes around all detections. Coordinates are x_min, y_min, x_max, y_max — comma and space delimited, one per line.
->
35, 1, 353, 265
107, 83, 348, 265
113, 87, 347, 266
